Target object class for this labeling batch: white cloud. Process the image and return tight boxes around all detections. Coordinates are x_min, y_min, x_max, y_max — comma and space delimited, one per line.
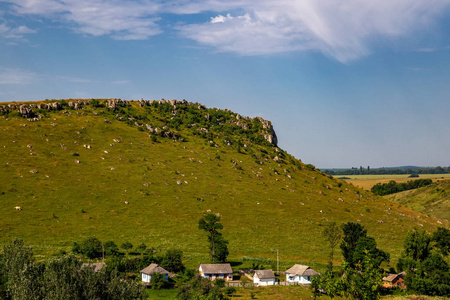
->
177, 0, 450, 62
0, 66, 36, 84
0, 22, 36, 39
8, 0, 162, 40
4, 0, 450, 61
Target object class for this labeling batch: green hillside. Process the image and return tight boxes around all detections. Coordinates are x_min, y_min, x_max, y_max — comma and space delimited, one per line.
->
0, 99, 447, 268
387, 179, 450, 221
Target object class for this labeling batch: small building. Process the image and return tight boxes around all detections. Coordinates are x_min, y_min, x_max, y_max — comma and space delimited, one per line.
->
199, 263, 233, 281
285, 264, 319, 284
253, 269, 276, 286
81, 262, 106, 272
382, 272, 405, 289
140, 263, 170, 283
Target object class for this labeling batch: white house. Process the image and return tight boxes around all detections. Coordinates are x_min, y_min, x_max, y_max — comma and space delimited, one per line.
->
199, 264, 233, 281
140, 263, 170, 283
285, 264, 319, 284
253, 269, 276, 286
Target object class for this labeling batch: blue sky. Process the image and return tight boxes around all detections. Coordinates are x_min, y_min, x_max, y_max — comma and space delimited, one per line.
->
1, 0, 450, 168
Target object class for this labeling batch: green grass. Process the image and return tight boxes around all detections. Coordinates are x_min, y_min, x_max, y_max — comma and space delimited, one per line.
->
0, 100, 448, 269
387, 180, 450, 221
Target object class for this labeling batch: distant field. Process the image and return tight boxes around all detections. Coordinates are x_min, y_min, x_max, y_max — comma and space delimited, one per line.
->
339, 174, 450, 190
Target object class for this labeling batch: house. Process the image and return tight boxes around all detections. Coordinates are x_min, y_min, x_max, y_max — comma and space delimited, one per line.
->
382, 272, 406, 289
199, 263, 233, 281
140, 263, 170, 283
81, 262, 105, 272
285, 264, 320, 284
253, 269, 276, 286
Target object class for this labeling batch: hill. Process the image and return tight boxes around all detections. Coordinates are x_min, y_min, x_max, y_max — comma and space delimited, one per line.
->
0, 99, 447, 268
387, 179, 450, 221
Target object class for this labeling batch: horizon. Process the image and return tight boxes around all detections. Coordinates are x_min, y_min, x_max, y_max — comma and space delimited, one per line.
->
1, 0, 450, 168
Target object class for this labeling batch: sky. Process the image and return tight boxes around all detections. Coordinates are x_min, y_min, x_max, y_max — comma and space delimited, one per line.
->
1, 0, 450, 168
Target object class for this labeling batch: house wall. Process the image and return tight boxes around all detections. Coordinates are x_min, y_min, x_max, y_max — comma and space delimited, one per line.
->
254, 277, 275, 286
286, 274, 313, 284
142, 273, 151, 283
141, 273, 168, 283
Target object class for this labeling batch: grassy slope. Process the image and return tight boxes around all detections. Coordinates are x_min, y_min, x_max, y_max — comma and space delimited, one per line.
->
342, 174, 450, 191
0, 100, 448, 269
387, 179, 450, 221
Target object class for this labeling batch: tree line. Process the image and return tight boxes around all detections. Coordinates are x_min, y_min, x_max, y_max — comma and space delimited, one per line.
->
324, 166, 450, 176
371, 179, 433, 196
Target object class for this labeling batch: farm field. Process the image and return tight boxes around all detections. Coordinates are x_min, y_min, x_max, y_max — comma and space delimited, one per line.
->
340, 174, 450, 191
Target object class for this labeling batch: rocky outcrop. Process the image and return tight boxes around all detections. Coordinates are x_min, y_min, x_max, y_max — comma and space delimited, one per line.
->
106, 99, 130, 110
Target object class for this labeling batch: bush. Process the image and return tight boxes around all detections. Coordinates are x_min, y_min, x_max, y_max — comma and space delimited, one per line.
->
214, 278, 225, 288
80, 237, 102, 259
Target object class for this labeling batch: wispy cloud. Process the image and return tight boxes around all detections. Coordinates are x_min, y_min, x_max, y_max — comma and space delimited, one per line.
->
0, 22, 35, 40
4, 0, 450, 62
177, 0, 450, 62
0, 66, 36, 84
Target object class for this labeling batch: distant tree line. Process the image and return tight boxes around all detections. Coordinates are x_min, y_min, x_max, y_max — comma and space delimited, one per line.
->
324, 166, 450, 176
371, 179, 433, 196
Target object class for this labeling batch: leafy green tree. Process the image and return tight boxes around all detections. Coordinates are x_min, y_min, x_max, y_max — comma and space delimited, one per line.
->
198, 213, 229, 263
353, 236, 390, 268
322, 222, 342, 272
342, 256, 384, 300
150, 272, 171, 290
80, 237, 103, 259
43, 255, 85, 299
104, 241, 119, 256
135, 243, 147, 256
433, 227, 450, 256
176, 275, 225, 300
121, 241, 133, 257
160, 249, 185, 274
1, 238, 44, 300
340, 222, 367, 268
398, 228, 450, 296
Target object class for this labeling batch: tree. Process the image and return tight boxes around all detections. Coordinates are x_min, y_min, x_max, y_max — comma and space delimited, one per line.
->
198, 213, 229, 263
397, 228, 450, 296
121, 241, 133, 257
150, 272, 171, 290
104, 241, 120, 257
322, 222, 342, 272
433, 227, 450, 256
160, 249, 185, 274
80, 237, 103, 259
340, 222, 367, 268
352, 237, 389, 268
135, 243, 147, 256
176, 275, 225, 300
1, 238, 44, 300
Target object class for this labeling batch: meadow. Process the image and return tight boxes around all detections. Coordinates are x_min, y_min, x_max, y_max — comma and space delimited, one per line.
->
0, 99, 447, 270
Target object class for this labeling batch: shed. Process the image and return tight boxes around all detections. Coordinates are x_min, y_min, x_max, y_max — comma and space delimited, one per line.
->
382, 272, 405, 289
253, 269, 276, 286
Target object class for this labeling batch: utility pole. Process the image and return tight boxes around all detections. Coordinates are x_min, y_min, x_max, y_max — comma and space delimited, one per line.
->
277, 249, 279, 273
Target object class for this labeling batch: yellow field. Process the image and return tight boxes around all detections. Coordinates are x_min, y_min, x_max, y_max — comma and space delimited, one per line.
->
338, 174, 450, 190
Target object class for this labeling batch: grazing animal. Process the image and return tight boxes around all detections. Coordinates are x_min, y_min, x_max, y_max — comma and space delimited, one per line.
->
15, 206, 21, 211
